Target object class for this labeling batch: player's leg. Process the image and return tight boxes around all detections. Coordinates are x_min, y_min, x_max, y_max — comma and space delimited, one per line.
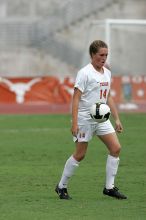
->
55, 142, 88, 199
99, 131, 121, 156
98, 132, 127, 199
98, 132, 121, 189
73, 141, 88, 161
58, 123, 90, 189
55, 123, 92, 199
96, 120, 127, 199
59, 141, 88, 188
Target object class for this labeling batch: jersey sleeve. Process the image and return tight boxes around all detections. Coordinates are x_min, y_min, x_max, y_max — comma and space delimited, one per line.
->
74, 70, 87, 93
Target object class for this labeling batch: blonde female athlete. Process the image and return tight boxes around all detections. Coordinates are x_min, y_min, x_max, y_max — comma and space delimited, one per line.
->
55, 40, 127, 200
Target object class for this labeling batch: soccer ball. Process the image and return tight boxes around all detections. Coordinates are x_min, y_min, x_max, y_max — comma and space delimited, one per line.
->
90, 103, 111, 123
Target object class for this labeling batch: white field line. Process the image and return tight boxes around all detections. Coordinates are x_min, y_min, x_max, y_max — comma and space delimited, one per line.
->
0, 127, 68, 133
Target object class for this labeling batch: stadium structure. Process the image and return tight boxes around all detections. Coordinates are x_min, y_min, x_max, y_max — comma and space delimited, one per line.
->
0, 0, 146, 113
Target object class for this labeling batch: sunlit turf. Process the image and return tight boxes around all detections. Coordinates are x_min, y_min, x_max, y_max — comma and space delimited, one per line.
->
0, 113, 145, 220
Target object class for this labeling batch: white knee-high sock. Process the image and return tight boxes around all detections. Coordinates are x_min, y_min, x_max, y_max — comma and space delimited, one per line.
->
58, 155, 80, 189
105, 155, 120, 189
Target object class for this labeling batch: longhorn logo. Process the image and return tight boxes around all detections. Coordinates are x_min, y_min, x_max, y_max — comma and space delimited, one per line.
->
0, 77, 41, 104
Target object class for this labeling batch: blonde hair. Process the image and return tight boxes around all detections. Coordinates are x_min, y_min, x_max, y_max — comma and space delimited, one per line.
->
89, 40, 108, 57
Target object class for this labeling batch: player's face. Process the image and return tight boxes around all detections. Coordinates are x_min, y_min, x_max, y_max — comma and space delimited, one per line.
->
91, 47, 108, 70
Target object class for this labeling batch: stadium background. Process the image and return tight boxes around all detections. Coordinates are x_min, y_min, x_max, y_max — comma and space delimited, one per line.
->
0, 0, 146, 113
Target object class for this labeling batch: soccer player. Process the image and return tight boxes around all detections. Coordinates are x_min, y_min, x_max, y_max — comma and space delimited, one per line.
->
55, 40, 127, 200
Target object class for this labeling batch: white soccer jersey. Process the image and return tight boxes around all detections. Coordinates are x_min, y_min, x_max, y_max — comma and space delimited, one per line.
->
74, 63, 111, 124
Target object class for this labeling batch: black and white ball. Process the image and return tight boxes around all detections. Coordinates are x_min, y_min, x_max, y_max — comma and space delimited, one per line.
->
90, 103, 111, 123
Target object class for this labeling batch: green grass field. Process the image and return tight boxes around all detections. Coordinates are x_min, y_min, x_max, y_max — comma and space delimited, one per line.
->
0, 113, 145, 220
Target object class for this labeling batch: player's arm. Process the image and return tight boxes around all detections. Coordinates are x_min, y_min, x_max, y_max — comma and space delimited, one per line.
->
71, 88, 82, 136
71, 88, 82, 137
107, 92, 123, 133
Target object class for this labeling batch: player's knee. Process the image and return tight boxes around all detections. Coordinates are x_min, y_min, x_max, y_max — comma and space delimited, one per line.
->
110, 145, 121, 157
73, 153, 85, 162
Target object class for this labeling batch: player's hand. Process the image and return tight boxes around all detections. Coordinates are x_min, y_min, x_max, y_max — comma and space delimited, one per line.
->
71, 124, 79, 137
115, 119, 123, 133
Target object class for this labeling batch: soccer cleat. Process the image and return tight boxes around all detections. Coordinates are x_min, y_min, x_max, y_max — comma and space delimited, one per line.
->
103, 187, 127, 199
55, 184, 72, 200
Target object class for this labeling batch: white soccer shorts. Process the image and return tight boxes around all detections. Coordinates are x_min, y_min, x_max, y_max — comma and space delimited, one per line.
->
73, 120, 115, 142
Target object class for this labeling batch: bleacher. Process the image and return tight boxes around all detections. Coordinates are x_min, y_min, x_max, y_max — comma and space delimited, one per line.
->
0, 0, 114, 77
0, 0, 145, 77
